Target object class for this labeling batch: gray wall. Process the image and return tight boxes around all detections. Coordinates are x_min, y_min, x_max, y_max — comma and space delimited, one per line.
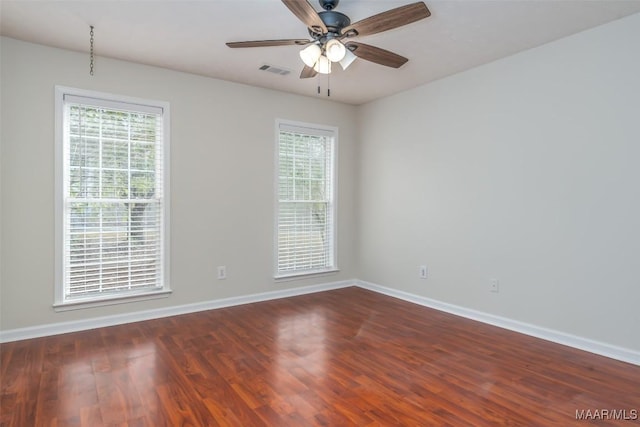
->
0, 37, 358, 330
356, 13, 640, 351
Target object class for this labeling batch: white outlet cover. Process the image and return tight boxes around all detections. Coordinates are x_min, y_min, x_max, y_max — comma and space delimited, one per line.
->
419, 266, 428, 279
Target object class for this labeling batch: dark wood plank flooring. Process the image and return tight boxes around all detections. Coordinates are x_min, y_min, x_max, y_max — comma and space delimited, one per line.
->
1, 287, 639, 426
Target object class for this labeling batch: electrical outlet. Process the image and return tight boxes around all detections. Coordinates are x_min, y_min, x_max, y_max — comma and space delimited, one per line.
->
419, 265, 428, 279
217, 266, 227, 280
490, 278, 499, 293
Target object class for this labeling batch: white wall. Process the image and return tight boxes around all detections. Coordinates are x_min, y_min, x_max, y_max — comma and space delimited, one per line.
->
356, 13, 640, 352
0, 37, 358, 331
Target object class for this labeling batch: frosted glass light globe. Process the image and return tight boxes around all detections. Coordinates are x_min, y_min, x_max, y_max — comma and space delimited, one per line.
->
325, 39, 346, 62
313, 55, 332, 74
299, 44, 322, 68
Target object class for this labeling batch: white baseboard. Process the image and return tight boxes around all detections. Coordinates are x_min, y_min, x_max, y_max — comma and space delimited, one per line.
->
0, 280, 355, 343
2, 279, 638, 367
356, 280, 640, 366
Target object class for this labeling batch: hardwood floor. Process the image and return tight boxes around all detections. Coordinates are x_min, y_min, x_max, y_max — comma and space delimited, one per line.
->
1, 287, 639, 426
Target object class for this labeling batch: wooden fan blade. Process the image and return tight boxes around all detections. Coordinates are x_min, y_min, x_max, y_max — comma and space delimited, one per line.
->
342, 2, 430, 38
282, 0, 327, 33
300, 65, 318, 79
226, 39, 311, 48
345, 42, 408, 68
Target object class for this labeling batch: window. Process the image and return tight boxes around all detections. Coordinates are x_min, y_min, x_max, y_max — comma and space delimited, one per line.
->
275, 120, 337, 277
55, 87, 170, 308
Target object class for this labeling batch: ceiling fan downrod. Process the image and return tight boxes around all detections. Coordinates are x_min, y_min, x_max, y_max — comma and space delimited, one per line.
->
319, 0, 339, 11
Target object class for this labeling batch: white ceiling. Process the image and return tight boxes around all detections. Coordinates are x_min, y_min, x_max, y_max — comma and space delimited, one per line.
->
2, 0, 640, 105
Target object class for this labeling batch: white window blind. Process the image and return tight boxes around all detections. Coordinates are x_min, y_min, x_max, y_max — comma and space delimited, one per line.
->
276, 122, 336, 277
57, 88, 169, 304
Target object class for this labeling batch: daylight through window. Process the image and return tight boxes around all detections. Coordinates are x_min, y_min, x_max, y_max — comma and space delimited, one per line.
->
276, 121, 336, 277
56, 88, 170, 306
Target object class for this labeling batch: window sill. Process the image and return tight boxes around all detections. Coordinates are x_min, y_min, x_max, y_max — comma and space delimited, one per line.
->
274, 268, 340, 282
53, 289, 172, 312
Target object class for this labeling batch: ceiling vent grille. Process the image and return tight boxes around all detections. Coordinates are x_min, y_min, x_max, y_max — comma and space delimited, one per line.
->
259, 64, 291, 76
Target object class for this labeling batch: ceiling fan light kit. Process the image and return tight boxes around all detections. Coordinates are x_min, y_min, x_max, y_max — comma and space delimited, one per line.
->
226, 0, 431, 79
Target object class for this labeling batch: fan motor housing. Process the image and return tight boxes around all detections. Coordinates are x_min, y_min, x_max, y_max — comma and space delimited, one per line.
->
318, 10, 351, 34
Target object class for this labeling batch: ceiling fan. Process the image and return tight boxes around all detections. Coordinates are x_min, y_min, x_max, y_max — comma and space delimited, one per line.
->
226, 0, 431, 79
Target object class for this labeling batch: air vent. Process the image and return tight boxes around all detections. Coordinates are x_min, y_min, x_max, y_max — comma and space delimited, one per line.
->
259, 64, 291, 76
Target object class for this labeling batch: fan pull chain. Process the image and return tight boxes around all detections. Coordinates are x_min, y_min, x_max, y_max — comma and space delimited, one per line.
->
89, 25, 95, 76
316, 71, 331, 97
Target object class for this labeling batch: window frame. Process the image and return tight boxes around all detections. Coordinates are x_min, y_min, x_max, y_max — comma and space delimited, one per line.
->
54, 86, 171, 310
274, 119, 338, 279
